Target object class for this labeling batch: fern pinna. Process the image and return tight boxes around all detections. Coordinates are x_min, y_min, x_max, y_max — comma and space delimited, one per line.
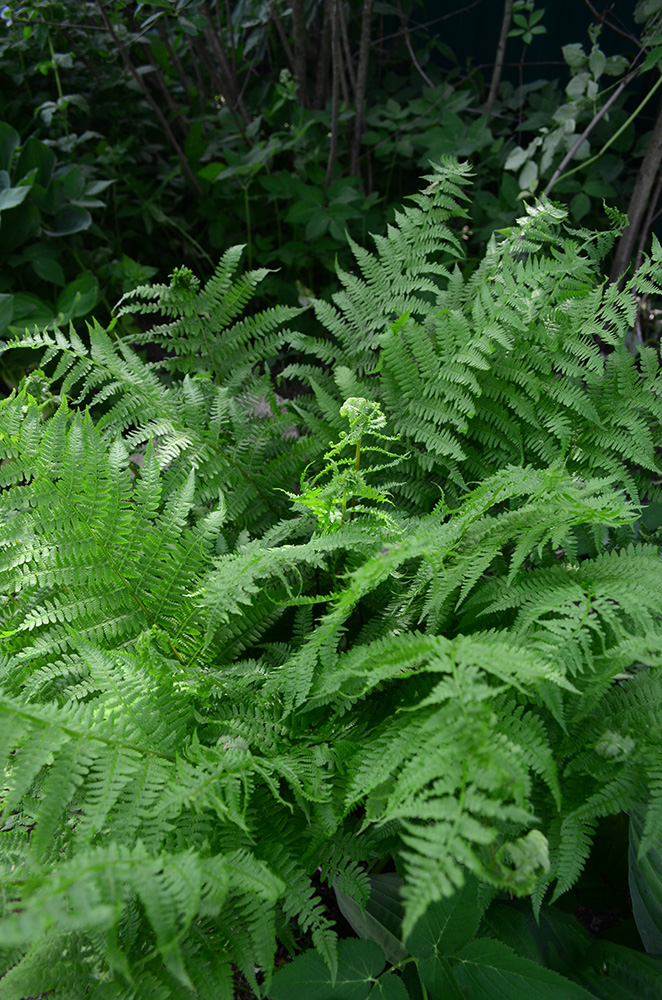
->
2, 161, 662, 997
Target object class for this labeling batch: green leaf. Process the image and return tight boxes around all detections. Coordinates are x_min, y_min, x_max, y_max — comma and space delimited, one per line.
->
575, 940, 662, 999
482, 898, 593, 974
14, 138, 55, 187
453, 939, 597, 999
46, 204, 92, 236
418, 956, 465, 999
589, 48, 607, 78
305, 211, 330, 241
0, 121, 20, 173
9, 292, 54, 329
405, 877, 482, 960
0, 293, 13, 336
641, 46, 662, 74
562, 43, 587, 70
335, 874, 408, 965
629, 804, 662, 954
368, 971, 409, 999
32, 256, 65, 286
504, 146, 529, 171
0, 185, 30, 211
269, 939, 386, 1000
56, 272, 98, 321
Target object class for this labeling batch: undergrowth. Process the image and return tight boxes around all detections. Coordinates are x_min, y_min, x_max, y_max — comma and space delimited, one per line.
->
1, 159, 662, 998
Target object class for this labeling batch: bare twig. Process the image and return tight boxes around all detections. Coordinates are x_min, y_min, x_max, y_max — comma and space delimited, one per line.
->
270, 3, 296, 74
635, 169, 662, 272
610, 90, 662, 285
583, 0, 642, 47
397, 0, 433, 88
201, 2, 250, 123
339, 2, 358, 95
325, 0, 341, 191
313, 0, 333, 109
543, 69, 638, 196
485, 0, 513, 116
291, 0, 308, 106
94, 0, 202, 195
350, 0, 374, 178
372, 1, 481, 46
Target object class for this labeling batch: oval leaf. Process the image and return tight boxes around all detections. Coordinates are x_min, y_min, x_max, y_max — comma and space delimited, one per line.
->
270, 939, 385, 1000
46, 204, 92, 236
14, 137, 55, 187
0, 122, 20, 173
56, 272, 99, 321
453, 938, 597, 1000
629, 804, 662, 955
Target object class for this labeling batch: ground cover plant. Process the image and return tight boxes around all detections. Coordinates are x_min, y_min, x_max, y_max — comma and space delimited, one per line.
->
2, 159, 662, 996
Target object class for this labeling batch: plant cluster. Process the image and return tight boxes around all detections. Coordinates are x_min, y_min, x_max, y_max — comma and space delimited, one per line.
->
1, 159, 662, 997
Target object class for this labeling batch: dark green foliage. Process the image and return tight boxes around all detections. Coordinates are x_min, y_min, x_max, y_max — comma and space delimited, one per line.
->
2, 160, 662, 996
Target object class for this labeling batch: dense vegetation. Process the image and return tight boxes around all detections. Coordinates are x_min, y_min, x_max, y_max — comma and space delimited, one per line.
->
2, 2, 662, 998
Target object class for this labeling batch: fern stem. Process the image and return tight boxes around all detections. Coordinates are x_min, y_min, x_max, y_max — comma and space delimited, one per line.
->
47, 31, 69, 139
244, 184, 253, 267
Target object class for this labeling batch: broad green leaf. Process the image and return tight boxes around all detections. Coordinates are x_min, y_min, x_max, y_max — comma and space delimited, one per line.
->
589, 48, 607, 79
46, 204, 92, 236
0, 121, 20, 173
405, 876, 482, 960
573, 940, 662, 999
518, 159, 538, 192
269, 939, 385, 1000
453, 938, 597, 999
0, 293, 13, 335
305, 211, 330, 241
418, 955, 465, 999
562, 43, 587, 69
9, 292, 54, 329
629, 804, 662, 954
56, 272, 99, 321
335, 873, 408, 965
0, 185, 30, 211
32, 255, 66, 286
482, 898, 593, 975
368, 971, 409, 999
14, 138, 55, 187
504, 146, 529, 172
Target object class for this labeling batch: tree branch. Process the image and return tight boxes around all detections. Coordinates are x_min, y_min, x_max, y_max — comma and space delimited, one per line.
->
94, 0, 201, 195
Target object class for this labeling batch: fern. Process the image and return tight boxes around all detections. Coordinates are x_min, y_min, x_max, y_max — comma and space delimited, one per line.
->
2, 159, 662, 994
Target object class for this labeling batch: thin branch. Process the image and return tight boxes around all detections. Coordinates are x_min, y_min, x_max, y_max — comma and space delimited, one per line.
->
291, 0, 308, 107
543, 69, 638, 196
270, 2, 296, 74
372, 1, 481, 46
583, 0, 642, 47
635, 169, 662, 272
610, 89, 662, 285
313, 0, 333, 109
350, 0, 374, 178
93, 0, 202, 196
224, 0, 238, 82
397, 0, 433, 88
548, 70, 662, 197
325, 0, 341, 192
339, 3, 358, 94
485, 0, 512, 116
202, 2, 250, 122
